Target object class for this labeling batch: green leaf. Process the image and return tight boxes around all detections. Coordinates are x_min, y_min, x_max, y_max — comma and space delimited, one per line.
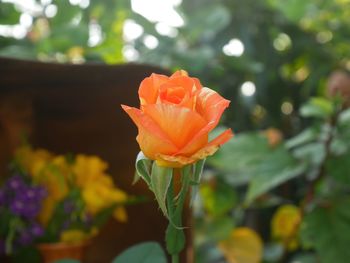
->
134, 151, 152, 186
338, 108, 350, 126
51, 1, 82, 26
112, 242, 167, 263
326, 152, 350, 185
150, 163, 173, 218
208, 132, 271, 185
198, 216, 234, 242
290, 253, 317, 263
246, 147, 306, 204
300, 97, 333, 119
292, 142, 325, 167
300, 199, 350, 263
286, 127, 320, 149
268, 0, 310, 22
200, 180, 237, 217
0, 3, 21, 24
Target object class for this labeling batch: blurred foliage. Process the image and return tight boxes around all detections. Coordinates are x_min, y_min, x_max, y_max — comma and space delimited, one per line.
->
1, 0, 350, 130
202, 94, 350, 263
1, 0, 350, 131
132, 0, 350, 131
0, 0, 131, 62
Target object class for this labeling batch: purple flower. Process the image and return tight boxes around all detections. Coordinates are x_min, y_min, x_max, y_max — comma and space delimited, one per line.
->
10, 198, 41, 219
1, 175, 47, 251
5, 175, 26, 192
10, 199, 26, 216
29, 223, 44, 237
16, 186, 47, 203
8, 183, 47, 219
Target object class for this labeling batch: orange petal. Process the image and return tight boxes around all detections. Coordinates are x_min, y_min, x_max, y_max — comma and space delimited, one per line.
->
170, 70, 202, 90
191, 128, 233, 159
163, 76, 199, 95
158, 129, 233, 167
143, 104, 207, 150
121, 105, 177, 159
196, 87, 230, 131
138, 73, 169, 106
171, 70, 188, 77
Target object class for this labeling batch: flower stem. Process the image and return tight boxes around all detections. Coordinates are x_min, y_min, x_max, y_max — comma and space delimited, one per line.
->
165, 165, 192, 262
172, 254, 179, 263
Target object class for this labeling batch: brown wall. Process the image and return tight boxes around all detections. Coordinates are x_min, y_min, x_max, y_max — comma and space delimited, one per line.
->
0, 58, 180, 262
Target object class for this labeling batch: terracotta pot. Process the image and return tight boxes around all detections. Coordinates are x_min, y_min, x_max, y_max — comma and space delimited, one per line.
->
37, 241, 90, 263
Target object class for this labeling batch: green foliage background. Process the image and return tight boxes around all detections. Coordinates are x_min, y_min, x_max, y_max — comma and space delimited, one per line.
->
1, 0, 349, 131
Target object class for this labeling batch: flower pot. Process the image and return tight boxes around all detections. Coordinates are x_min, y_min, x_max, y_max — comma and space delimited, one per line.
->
37, 241, 90, 263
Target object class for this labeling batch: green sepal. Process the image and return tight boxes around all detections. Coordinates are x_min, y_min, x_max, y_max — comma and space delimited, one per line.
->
134, 151, 152, 186
190, 159, 205, 206
151, 162, 173, 218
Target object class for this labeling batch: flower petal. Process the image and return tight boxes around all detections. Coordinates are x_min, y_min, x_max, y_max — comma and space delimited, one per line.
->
191, 128, 233, 159
143, 104, 207, 150
196, 87, 230, 131
171, 70, 188, 77
158, 128, 233, 167
121, 105, 177, 159
138, 73, 169, 106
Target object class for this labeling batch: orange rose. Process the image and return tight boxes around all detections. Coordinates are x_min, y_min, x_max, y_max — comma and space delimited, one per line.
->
122, 70, 233, 168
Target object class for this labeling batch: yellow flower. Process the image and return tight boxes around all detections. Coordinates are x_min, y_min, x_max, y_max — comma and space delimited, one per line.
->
218, 227, 263, 263
15, 146, 53, 177
72, 155, 108, 188
82, 178, 127, 220
38, 196, 56, 226
36, 156, 69, 201
113, 207, 128, 222
271, 204, 301, 250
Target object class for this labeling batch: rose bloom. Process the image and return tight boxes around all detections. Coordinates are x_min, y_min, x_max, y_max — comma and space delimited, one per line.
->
122, 70, 233, 168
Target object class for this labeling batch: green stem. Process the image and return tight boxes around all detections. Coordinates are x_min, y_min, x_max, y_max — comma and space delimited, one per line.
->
165, 165, 192, 262
172, 254, 179, 263
5, 218, 20, 255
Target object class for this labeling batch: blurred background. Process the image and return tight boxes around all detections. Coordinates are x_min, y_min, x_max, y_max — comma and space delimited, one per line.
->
1, 0, 349, 131
1, 0, 350, 263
